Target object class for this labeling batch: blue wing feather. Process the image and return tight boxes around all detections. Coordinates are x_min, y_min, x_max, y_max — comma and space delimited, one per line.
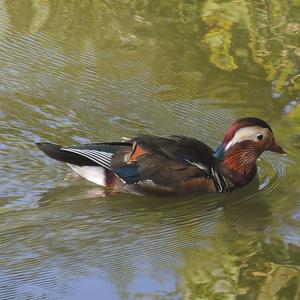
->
114, 165, 142, 184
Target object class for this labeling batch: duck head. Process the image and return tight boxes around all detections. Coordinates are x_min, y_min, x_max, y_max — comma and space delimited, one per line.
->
215, 117, 286, 175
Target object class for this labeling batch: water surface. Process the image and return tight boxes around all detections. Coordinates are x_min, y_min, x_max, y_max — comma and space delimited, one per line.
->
1, 1, 300, 299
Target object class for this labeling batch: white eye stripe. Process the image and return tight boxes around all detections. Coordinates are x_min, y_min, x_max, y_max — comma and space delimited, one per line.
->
225, 126, 269, 151
224, 140, 234, 151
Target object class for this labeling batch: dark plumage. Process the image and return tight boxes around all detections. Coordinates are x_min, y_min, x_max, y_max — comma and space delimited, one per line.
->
36, 117, 286, 197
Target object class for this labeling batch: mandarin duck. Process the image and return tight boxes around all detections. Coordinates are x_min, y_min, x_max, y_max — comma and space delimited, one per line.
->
36, 117, 285, 196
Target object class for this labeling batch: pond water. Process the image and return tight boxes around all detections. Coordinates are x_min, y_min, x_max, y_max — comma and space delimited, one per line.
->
1, 1, 300, 299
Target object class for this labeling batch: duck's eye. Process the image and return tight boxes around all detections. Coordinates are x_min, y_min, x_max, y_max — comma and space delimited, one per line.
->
256, 134, 263, 140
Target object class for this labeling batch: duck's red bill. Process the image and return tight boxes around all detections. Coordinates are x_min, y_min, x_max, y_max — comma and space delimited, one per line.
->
267, 139, 286, 154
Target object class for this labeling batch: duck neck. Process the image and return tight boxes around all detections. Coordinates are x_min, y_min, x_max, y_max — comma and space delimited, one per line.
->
217, 142, 260, 187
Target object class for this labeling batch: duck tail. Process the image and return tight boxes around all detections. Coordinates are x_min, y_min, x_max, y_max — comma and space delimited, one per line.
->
36, 142, 97, 166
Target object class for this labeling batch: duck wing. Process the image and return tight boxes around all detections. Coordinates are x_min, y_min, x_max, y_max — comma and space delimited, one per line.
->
110, 135, 217, 188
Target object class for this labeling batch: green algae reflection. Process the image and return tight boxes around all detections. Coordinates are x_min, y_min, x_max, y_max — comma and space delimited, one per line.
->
5, 0, 300, 97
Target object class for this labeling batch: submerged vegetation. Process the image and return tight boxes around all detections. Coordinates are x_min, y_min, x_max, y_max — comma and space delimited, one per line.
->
182, 236, 300, 299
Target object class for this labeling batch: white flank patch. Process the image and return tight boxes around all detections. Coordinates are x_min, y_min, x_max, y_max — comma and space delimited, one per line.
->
67, 163, 106, 186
